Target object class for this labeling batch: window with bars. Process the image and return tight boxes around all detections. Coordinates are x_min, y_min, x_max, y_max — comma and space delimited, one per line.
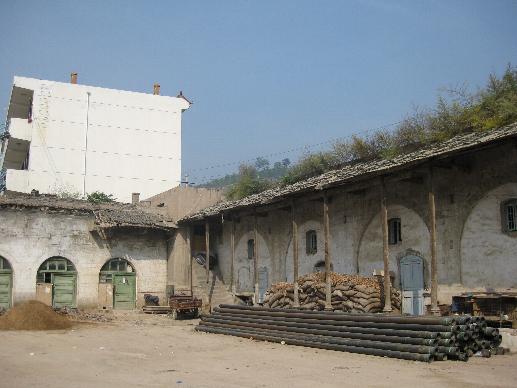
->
388, 218, 402, 245
502, 199, 517, 233
99, 258, 134, 283
247, 239, 255, 260
0, 257, 12, 271
306, 230, 317, 255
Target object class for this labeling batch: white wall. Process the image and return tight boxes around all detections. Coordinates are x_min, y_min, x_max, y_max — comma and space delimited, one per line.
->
0, 208, 168, 308
460, 183, 517, 288
6, 76, 189, 202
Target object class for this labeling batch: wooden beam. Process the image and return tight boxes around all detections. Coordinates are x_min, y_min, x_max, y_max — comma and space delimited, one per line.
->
380, 177, 392, 313
230, 220, 235, 292
187, 226, 192, 296
323, 192, 332, 311
291, 200, 300, 308
205, 221, 211, 309
254, 212, 259, 304
428, 166, 440, 316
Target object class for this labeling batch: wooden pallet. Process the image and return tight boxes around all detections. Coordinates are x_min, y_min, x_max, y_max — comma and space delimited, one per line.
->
142, 306, 172, 314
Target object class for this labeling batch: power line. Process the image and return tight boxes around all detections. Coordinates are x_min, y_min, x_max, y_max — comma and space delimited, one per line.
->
186, 120, 403, 182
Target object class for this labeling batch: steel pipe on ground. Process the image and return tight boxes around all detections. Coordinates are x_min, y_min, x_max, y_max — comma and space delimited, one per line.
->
199, 323, 437, 355
218, 304, 467, 325
196, 325, 434, 362
201, 318, 438, 346
211, 309, 457, 332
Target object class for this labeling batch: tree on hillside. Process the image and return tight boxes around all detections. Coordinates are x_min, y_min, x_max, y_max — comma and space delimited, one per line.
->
225, 164, 271, 200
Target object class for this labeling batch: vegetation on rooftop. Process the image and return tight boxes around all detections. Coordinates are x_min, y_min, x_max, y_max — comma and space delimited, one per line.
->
219, 65, 517, 200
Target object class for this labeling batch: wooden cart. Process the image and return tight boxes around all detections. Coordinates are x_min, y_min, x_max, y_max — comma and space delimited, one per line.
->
169, 295, 202, 320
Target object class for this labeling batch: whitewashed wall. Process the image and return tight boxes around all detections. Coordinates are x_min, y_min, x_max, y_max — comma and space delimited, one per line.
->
6, 76, 189, 202
0, 209, 168, 308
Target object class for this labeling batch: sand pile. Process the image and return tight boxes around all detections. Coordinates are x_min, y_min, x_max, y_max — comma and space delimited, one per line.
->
0, 300, 72, 330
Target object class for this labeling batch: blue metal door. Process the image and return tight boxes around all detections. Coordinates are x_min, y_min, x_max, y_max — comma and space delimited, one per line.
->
400, 255, 424, 315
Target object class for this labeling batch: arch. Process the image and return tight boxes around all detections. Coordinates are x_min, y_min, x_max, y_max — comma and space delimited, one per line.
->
99, 258, 136, 310
357, 204, 430, 286
37, 256, 77, 308
0, 256, 13, 309
235, 231, 272, 293
460, 182, 517, 288
286, 219, 324, 282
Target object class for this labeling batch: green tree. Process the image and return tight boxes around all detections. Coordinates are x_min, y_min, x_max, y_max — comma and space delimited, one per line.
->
87, 191, 116, 204
225, 164, 271, 200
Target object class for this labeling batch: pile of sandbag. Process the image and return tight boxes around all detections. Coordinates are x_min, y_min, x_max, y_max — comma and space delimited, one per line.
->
263, 272, 401, 313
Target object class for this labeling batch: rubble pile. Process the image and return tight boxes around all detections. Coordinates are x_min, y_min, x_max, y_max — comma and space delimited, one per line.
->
56, 307, 113, 322
263, 272, 401, 312
0, 301, 72, 330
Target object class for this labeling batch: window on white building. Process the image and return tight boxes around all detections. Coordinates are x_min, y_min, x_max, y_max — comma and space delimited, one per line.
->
306, 230, 317, 255
502, 199, 517, 232
388, 218, 402, 245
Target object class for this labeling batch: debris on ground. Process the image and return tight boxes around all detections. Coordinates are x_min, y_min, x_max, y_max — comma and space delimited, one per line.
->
263, 272, 401, 312
0, 300, 72, 330
55, 307, 114, 322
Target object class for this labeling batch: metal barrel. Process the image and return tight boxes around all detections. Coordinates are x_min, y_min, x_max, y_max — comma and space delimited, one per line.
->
213, 308, 455, 332
196, 325, 434, 362
203, 313, 447, 339
201, 318, 438, 346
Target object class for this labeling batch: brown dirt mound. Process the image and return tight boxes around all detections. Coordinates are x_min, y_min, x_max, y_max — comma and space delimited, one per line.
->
0, 300, 72, 330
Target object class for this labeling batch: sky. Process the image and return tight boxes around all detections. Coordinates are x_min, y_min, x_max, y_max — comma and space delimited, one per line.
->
1, 0, 516, 184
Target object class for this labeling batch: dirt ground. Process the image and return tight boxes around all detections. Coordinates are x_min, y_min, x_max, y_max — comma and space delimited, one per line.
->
0, 312, 516, 388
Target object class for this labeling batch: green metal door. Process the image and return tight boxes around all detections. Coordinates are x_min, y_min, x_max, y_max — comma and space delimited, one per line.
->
52, 273, 76, 308
113, 274, 136, 309
0, 273, 12, 309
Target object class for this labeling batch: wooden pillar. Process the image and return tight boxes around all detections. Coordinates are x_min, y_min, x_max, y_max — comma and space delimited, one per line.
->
205, 221, 211, 308
381, 178, 392, 312
230, 218, 235, 292
187, 226, 192, 296
253, 212, 259, 304
429, 167, 440, 316
291, 200, 300, 307
323, 192, 332, 311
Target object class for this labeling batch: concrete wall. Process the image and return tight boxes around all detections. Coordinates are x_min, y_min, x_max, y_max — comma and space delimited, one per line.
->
144, 186, 224, 221
187, 141, 517, 305
0, 208, 168, 308
3, 76, 189, 202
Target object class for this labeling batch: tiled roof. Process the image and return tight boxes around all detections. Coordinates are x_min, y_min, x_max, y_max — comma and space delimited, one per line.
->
179, 122, 517, 222
0, 193, 175, 230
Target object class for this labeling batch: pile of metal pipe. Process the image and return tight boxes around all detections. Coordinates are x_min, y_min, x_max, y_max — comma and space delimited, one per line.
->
196, 305, 503, 362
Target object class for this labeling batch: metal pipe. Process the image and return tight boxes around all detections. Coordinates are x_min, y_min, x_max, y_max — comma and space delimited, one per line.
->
213, 308, 456, 332
196, 325, 433, 362
201, 318, 438, 346
218, 305, 460, 325
204, 313, 450, 338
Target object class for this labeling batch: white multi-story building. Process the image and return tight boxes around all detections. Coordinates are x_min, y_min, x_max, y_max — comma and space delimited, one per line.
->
0, 74, 190, 202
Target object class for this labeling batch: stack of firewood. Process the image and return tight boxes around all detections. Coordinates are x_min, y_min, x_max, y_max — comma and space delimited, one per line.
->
263, 272, 401, 312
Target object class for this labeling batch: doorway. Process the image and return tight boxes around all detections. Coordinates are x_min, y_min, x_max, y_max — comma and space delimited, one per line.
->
0, 257, 13, 309
400, 255, 425, 315
99, 258, 136, 309
37, 257, 77, 308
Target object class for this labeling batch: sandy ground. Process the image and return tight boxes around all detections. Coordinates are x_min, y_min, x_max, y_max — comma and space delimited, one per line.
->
0, 312, 516, 388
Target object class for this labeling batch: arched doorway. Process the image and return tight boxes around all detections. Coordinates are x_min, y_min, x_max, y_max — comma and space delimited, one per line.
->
0, 256, 13, 309
37, 257, 77, 308
99, 258, 136, 310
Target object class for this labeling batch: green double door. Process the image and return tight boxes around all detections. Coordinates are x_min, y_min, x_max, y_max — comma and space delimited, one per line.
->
113, 274, 136, 310
0, 273, 12, 309
52, 274, 77, 308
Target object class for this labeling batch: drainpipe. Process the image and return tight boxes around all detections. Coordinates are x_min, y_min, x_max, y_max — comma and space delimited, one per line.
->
83, 92, 91, 197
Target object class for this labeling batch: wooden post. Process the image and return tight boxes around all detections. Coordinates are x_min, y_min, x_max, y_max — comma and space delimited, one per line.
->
254, 212, 259, 304
381, 178, 392, 312
429, 167, 440, 316
323, 192, 332, 311
291, 200, 300, 308
205, 221, 211, 309
230, 218, 235, 292
187, 226, 192, 296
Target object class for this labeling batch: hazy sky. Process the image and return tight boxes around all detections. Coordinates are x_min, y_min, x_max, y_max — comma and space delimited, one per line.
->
1, 1, 516, 183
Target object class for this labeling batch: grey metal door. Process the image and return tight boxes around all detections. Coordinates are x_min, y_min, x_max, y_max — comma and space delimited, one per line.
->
258, 267, 269, 304
400, 255, 424, 315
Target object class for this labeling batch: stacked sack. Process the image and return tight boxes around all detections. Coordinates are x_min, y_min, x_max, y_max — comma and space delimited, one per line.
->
263, 272, 401, 312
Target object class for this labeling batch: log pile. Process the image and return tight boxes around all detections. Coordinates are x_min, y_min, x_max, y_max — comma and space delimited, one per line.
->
196, 305, 505, 362
263, 272, 401, 312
